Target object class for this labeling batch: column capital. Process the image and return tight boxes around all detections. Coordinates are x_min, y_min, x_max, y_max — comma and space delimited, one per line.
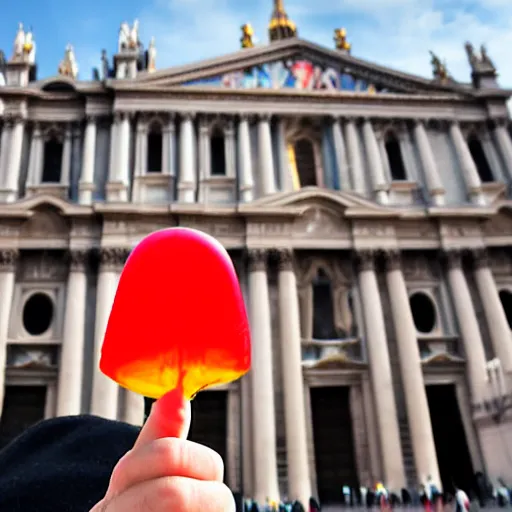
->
275, 248, 294, 271
383, 249, 402, 271
247, 249, 268, 272
85, 115, 97, 125
181, 112, 196, 121
68, 249, 90, 272
444, 249, 462, 270
355, 250, 375, 272
98, 247, 131, 272
258, 113, 272, 123
0, 249, 18, 271
471, 247, 490, 269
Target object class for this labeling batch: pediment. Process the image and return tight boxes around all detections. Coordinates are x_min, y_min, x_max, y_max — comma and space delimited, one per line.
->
483, 204, 512, 237
305, 353, 366, 370
242, 187, 400, 217
133, 38, 467, 96
0, 194, 92, 217
20, 205, 70, 240
422, 352, 465, 365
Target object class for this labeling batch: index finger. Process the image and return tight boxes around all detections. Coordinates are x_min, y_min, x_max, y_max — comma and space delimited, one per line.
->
134, 388, 191, 449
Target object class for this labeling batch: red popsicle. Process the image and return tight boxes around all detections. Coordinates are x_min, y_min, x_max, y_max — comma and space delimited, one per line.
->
99, 227, 251, 402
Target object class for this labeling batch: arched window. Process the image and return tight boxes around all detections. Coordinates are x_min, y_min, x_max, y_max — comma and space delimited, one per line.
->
467, 135, 493, 183
294, 138, 317, 187
312, 269, 337, 340
42, 135, 63, 183
385, 133, 407, 181
210, 129, 226, 176
147, 123, 163, 173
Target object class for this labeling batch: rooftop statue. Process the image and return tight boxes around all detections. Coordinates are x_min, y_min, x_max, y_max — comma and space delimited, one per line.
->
58, 44, 79, 79
334, 28, 351, 53
429, 50, 449, 82
240, 24, 254, 49
11, 23, 36, 64
0, 51, 5, 86
465, 41, 496, 74
147, 37, 156, 72
118, 19, 141, 53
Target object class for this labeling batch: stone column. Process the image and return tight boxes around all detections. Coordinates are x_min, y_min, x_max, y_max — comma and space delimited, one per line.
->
277, 249, 311, 506
412, 120, 445, 206
133, 117, 147, 178
60, 124, 73, 188
257, 115, 276, 196
444, 250, 488, 401
472, 249, 512, 373
0, 250, 18, 419
163, 115, 176, 178
238, 115, 254, 202
247, 249, 279, 503
448, 121, 485, 206
494, 122, 512, 176
357, 251, 405, 490
26, 123, 43, 189
224, 120, 236, 179
90, 248, 127, 419
108, 116, 118, 183
56, 250, 89, 416
344, 119, 366, 195
332, 117, 351, 191
5, 117, 25, 202
362, 119, 388, 204
384, 251, 441, 488
197, 118, 210, 202
117, 113, 130, 200
79, 116, 97, 204
178, 113, 196, 203
0, 123, 10, 184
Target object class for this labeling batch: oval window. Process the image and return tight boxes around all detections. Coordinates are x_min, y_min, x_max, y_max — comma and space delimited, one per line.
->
409, 292, 437, 334
22, 293, 54, 336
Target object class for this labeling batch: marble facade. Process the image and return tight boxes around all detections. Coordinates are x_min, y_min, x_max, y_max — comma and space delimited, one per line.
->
1, 8, 512, 506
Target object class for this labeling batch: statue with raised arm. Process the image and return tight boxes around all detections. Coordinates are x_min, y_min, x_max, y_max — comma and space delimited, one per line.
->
101, 49, 110, 79
118, 22, 130, 52
464, 42, 478, 68
128, 19, 140, 50
12, 22, 25, 60
147, 37, 156, 72
429, 50, 449, 82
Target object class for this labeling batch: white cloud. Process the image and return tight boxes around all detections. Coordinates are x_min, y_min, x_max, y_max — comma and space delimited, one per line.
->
137, 0, 512, 107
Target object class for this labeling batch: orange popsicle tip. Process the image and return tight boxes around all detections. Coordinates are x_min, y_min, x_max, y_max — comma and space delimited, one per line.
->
99, 228, 251, 400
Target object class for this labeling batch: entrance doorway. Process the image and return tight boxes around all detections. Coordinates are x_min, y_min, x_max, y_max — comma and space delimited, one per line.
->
310, 386, 359, 505
188, 390, 229, 482
0, 385, 47, 449
426, 384, 475, 494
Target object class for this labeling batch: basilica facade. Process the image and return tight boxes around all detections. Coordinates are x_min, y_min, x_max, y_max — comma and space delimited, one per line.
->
1, 1, 512, 506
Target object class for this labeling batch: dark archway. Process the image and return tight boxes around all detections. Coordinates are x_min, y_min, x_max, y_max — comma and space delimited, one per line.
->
294, 138, 317, 187
385, 133, 407, 180
468, 136, 493, 183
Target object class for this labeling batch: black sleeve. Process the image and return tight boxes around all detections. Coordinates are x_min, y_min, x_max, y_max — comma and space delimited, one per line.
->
0, 415, 139, 512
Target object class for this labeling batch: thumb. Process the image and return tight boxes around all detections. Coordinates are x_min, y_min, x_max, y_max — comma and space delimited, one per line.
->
133, 388, 191, 448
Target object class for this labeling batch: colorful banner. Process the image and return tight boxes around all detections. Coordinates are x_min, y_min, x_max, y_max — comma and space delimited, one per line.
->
185, 59, 383, 93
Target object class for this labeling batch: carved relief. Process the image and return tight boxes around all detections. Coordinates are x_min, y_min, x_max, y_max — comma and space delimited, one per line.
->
355, 250, 375, 272
20, 252, 67, 281
396, 221, 438, 241
99, 247, 131, 272
293, 207, 349, 238
440, 222, 482, 239
0, 249, 18, 271
275, 249, 293, 271
0, 223, 21, 238
247, 221, 292, 238
69, 249, 90, 272
401, 253, 439, 281
383, 249, 401, 271
483, 213, 512, 237
6, 345, 58, 369
471, 248, 489, 269
353, 223, 395, 238
444, 249, 462, 270
20, 209, 69, 239
247, 249, 267, 272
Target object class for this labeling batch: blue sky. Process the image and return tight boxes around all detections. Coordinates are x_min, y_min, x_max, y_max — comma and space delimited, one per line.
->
1, 0, 512, 93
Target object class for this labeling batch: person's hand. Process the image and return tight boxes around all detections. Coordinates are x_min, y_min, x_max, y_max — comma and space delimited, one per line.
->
90, 389, 235, 512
